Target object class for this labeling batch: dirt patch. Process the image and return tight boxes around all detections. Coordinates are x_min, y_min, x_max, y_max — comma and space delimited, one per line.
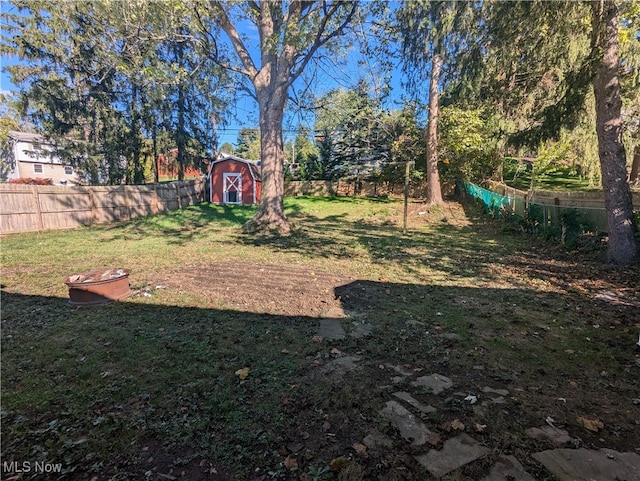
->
159, 261, 354, 317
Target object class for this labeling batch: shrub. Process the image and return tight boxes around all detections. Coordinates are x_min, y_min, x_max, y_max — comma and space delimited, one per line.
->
9, 178, 53, 185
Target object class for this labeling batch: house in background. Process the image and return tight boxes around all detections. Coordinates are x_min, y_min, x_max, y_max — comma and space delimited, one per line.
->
207, 153, 261, 204
4, 131, 83, 185
156, 148, 206, 181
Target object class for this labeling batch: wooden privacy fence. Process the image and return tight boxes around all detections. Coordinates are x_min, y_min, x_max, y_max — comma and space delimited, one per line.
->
1, 179, 205, 234
284, 179, 455, 198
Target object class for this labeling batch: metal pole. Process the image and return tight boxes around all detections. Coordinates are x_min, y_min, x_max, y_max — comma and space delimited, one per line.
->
403, 161, 412, 234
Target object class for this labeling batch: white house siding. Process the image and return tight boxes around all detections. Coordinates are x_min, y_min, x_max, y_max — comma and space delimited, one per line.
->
7, 131, 82, 185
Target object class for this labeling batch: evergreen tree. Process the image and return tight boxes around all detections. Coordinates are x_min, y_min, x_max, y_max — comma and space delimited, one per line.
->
396, 0, 477, 205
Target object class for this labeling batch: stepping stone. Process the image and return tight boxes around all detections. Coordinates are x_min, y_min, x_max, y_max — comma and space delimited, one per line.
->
480, 455, 536, 481
414, 433, 491, 478
526, 426, 579, 447
318, 318, 345, 340
363, 430, 393, 449
385, 364, 414, 377
411, 373, 453, 395
350, 322, 372, 338
532, 448, 640, 481
308, 355, 361, 382
482, 386, 509, 397
392, 391, 437, 414
331, 355, 361, 372
379, 400, 436, 446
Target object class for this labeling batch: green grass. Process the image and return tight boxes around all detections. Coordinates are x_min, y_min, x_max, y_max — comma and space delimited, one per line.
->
2, 196, 639, 480
504, 163, 598, 192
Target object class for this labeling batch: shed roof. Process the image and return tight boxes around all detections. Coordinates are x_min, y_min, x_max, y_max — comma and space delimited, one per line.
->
209, 153, 261, 181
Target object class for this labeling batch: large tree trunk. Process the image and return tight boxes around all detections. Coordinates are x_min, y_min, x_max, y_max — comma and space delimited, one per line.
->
591, 0, 638, 265
243, 76, 291, 234
425, 53, 444, 205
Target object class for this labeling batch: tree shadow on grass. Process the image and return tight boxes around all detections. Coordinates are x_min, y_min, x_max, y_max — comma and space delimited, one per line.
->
95, 203, 258, 246
2, 273, 638, 480
238, 204, 517, 283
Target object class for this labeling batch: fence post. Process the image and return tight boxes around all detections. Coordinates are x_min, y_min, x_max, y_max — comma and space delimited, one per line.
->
88, 186, 97, 225
175, 182, 182, 210
30, 185, 44, 231
152, 183, 160, 214
125, 186, 133, 220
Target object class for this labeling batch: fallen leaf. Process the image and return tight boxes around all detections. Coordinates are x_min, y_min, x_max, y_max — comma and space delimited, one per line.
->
330, 348, 342, 356
577, 416, 604, 432
287, 442, 304, 453
352, 442, 368, 458
473, 423, 487, 433
283, 455, 298, 470
312, 335, 323, 343
427, 432, 442, 446
235, 367, 250, 380
330, 456, 349, 470
451, 419, 465, 431
321, 420, 331, 432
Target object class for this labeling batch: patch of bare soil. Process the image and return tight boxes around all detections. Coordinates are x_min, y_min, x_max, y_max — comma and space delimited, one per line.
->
161, 261, 353, 317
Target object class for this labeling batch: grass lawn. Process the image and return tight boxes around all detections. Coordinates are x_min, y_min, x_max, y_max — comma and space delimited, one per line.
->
503, 162, 598, 192
2, 196, 639, 481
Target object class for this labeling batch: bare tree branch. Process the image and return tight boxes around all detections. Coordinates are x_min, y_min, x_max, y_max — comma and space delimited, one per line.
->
288, 1, 358, 87
209, 0, 258, 79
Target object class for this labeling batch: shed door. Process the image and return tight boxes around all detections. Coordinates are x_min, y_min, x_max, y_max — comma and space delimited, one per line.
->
223, 173, 242, 204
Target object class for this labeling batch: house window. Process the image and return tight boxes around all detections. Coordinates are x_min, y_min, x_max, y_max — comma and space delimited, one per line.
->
64, 165, 73, 175
33, 164, 43, 173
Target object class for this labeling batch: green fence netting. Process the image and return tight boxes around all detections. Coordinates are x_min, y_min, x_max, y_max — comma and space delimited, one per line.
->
458, 181, 510, 216
457, 180, 607, 246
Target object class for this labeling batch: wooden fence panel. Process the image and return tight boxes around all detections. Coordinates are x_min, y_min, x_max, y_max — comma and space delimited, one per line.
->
37, 186, 93, 230
284, 179, 456, 199
91, 186, 130, 224
156, 183, 179, 211
0, 185, 43, 233
1, 179, 204, 235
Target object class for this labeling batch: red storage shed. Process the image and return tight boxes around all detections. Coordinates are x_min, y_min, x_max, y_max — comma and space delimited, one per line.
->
207, 153, 262, 205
